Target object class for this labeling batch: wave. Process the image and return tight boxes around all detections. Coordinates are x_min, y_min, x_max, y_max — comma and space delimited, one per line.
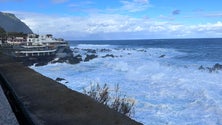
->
74, 44, 114, 49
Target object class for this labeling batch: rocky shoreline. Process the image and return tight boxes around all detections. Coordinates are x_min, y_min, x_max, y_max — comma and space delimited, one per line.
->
198, 63, 222, 73
14, 45, 116, 67
17, 46, 222, 75
13, 44, 222, 76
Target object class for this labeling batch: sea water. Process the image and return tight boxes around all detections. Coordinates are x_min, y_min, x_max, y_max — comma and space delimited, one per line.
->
30, 38, 222, 125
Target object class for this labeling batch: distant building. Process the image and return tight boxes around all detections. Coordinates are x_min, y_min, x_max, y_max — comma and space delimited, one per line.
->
1, 33, 69, 57
6, 36, 26, 45
11, 33, 69, 57
27, 34, 68, 47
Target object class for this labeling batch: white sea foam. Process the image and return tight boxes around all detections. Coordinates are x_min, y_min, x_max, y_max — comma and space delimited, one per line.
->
30, 45, 222, 125
76, 44, 113, 49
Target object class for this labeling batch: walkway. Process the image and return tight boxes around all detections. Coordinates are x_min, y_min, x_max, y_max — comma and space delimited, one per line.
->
0, 86, 19, 125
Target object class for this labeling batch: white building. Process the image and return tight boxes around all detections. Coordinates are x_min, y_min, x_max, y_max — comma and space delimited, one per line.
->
12, 34, 69, 57
27, 34, 68, 47
6, 36, 26, 45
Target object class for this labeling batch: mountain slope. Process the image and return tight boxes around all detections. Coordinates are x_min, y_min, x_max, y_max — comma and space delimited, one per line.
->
0, 12, 33, 34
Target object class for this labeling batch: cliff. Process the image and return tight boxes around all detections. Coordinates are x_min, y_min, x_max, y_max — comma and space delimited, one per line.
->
0, 12, 33, 34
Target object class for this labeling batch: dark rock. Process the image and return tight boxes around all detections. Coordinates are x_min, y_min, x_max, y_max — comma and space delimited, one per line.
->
56, 47, 74, 58
100, 49, 111, 52
82, 49, 97, 53
52, 47, 83, 64
213, 63, 222, 70
56, 77, 66, 81
15, 56, 54, 66
55, 77, 69, 83
137, 49, 147, 52
68, 56, 82, 64
198, 63, 222, 73
84, 54, 98, 62
159, 55, 165, 58
198, 65, 205, 70
102, 54, 115, 58
63, 47, 73, 54
52, 55, 82, 65
72, 48, 80, 53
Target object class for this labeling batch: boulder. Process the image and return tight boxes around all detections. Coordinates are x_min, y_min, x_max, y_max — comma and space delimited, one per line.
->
51, 55, 82, 64
198, 65, 205, 70
56, 47, 73, 58
82, 49, 97, 54
213, 63, 222, 70
55, 77, 66, 82
100, 49, 111, 52
198, 63, 222, 73
102, 54, 115, 58
68, 55, 82, 64
159, 55, 166, 58
84, 54, 98, 62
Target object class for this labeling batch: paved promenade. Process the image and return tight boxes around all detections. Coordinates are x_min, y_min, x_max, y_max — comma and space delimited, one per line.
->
0, 86, 19, 125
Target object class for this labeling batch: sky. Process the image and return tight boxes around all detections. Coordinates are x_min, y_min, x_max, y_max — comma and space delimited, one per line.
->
1, 0, 222, 40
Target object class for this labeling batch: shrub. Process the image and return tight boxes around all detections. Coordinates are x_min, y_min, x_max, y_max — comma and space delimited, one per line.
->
83, 83, 110, 105
83, 83, 135, 117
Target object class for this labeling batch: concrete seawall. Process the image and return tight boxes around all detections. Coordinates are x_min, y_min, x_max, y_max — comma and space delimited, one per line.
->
0, 54, 142, 125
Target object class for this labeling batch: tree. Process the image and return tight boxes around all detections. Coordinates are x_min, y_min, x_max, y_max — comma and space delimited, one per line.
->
0, 27, 6, 43
0, 27, 6, 34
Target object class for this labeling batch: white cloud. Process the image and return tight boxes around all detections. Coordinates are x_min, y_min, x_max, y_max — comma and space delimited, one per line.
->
158, 15, 175, 21
203, 12, 222, 18
120, 0, 150, 12
10, 11, 222, 39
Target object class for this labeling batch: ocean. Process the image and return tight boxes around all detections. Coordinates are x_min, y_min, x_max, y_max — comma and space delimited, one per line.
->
30, 38, 222, 125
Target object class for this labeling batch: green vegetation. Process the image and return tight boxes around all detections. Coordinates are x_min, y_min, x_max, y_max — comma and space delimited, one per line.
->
0, 27, 6, 34
0, 26, 27, 36
7, 32, 27, 37
0, 27, 27, 44
0, 27, 6, 44
83, 83, 135, 117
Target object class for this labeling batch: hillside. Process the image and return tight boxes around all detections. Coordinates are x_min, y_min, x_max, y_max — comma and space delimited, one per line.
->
0, 12, 33, 34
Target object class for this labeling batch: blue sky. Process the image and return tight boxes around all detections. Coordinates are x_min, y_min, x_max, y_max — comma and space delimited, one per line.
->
1, 0, 222, 40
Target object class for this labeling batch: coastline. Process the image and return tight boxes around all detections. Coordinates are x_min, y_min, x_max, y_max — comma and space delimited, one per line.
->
0, 53, 142, 125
